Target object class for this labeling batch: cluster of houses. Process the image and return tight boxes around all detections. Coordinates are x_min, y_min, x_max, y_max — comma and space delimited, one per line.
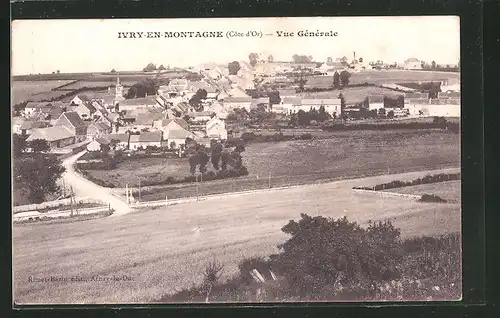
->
13, 54, 461, 153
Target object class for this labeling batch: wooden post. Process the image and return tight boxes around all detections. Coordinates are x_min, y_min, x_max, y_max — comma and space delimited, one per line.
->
126, 184, 129, 204
139, 180, 141, 202
196, 175, 199, 201
268, 171, 271, 189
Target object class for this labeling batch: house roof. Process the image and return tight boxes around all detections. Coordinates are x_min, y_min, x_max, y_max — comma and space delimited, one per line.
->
88, 122, 111, 132
159, 118, 190, 130
135, 112, 164, 125
20, 121, 50, 130
187, 111, 215, 118
167, 128, 193, 140
94, 137, 110, 145
302, 98, 341, 105
405, 57, 420, 63
405, 92, 429, 98
223, 96, 253, 103
59, 111, 86, 128
368, 95, 385, 103
78, 102, 97, 113
175, 102, 190, 112
130, 131, 162, 143
119, 96, 158, 107
104, 133, 130, 143
26, 126, 74, 142
74, 94, 90, 102
25, 102, 49, 109
106, 113, 120, 121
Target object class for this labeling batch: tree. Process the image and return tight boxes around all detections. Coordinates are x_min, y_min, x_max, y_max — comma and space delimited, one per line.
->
297, 75, 307, 92
359, 57, 363, 63
249, 53, 259, 67
228, 61, 241, 75
270, 215, 403, 298
29, 139, 50, 153
267, 55, 274, 63
13, 154, 66, 204
110, 69, 116, 73
268, 91, 281, 105
431, 61, 436, 69
297, 109, 310, 126
317, 106, 330, 122
143, 63, 157, 72
333, 71, 341, 89
387, 110, 395, 119
170, 141, 177, 149
378, 108, 386, 118
13, 134, 27, 159
198, 150, 210, 174
210, 140, 223, 170
327, 57, 333, 64
125, 78, 159, 99
339, 70, 351, 88
189, 89, 208, 111
158, 64, 166, 71
338, 93, 346, 119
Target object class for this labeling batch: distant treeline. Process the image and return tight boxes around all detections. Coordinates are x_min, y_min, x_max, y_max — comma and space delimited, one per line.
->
353, 172, 461, 191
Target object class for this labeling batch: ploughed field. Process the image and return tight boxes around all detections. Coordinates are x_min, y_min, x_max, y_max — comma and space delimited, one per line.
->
93, 129, 461, 201
13, 168, 461, 304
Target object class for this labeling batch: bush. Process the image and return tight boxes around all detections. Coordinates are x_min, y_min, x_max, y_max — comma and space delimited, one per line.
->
269, 215, 403, 298
354, 173, 460, 192
419, 194, 447, 203
299, 133, 313, 140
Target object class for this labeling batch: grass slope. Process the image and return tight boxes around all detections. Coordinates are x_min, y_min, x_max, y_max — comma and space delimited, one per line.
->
13, 172, 461, 304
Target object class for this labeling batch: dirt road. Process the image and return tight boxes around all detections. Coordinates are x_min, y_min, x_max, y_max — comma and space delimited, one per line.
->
61, 151, 132, 217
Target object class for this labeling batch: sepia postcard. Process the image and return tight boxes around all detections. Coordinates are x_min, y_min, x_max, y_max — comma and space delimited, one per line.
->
11, 16, 461, 305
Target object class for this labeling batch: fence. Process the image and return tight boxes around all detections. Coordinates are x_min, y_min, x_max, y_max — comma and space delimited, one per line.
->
13, 206, 112, 222
12, 197, 103, 213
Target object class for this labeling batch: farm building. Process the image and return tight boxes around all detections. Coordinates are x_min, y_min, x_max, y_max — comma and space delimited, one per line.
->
86, 137, 110, 152
12, 117, 26, 134
186, 111, 216, 122
19, 121, 51, 136
403, 58, 422, 70
153, 118, 190, 137
222, 96, 253, 112
103, 133, 130, 150
87, 122, 112, 139
206, 117, 228, 140
24, 102, 49, 116
301, 98, 342, 116
53, 111, 88, 142
278, 89, 297, 98
438, 91, 461, 99
189, 81, 219, 99
74, 102, 96, 120
117, 96, 160, 111
134, 112, 165, 131
165, 127, 195, 149
206, 101, 228, 120
26, 126, 76, 149
69, 94, 91, 106
367, 95, 385, 111
129, 131, 163, 150
280, 97, 302, 115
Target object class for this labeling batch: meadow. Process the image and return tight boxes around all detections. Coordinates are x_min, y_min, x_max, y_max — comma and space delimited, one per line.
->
58, 80, 137, 90
307, 70, 460, 88
13, 169, 461, 304
83, 130, 460, 201
12, 80, 76, 104
384, 180, 461, 203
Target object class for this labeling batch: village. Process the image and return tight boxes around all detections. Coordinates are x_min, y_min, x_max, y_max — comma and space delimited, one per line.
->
12, 52, 460, 158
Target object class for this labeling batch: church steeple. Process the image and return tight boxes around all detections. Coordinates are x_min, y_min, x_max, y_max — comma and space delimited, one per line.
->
114, 74, 124, 101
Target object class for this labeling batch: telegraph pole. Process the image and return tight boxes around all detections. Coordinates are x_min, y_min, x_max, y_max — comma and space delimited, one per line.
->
269, 171, 272, 189
196, 174, 199, 201
138, 180, 141, 202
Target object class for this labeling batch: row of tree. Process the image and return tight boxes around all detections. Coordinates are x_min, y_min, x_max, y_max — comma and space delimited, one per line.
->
188, 141, 247, 175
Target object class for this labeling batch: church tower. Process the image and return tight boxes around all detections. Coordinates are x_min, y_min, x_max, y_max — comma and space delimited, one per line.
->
115, 75, 124, 101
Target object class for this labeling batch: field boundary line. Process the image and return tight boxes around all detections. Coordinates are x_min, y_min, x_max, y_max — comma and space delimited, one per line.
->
352, 189, 421, 200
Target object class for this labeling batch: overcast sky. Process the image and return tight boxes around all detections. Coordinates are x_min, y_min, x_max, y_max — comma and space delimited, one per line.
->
11, 16, 460, 75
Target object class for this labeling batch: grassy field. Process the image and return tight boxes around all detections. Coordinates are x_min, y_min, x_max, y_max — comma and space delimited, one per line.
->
12, 170, 461, 304
59, 80, 136, 90
299, 86, 404, 102
307, 70, 460, 88
383, 180, 461, 202
12, 80, 76, 104
86, 157, 190, 188
96, 129, 461, 201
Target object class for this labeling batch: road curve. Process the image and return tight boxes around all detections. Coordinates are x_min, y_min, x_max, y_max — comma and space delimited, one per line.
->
61, 151, 133, 217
